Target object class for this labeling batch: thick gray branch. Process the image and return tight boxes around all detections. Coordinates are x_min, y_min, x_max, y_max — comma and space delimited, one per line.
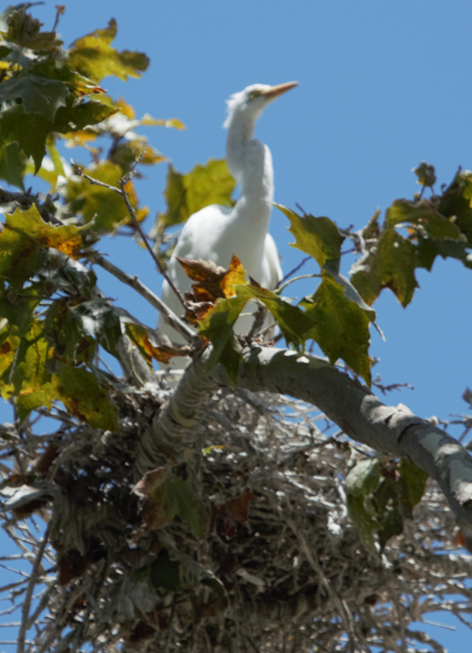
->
143, 345, 472, 528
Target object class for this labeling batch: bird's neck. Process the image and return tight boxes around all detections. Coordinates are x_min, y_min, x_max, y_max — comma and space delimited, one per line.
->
225, 111, 256, 182
226, 112, 274, 205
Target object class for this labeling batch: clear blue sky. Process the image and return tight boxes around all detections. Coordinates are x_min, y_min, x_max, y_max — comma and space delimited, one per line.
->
1, 1, 472, 650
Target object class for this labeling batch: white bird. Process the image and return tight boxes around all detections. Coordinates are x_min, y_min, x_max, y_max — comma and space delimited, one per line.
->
159, 82, 298, 365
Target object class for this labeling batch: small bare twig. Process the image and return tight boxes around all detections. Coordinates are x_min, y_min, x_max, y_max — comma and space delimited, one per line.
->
278, 273, 321, 293
70, 160, 186, 309
279, 255, 312, 286
91, 251, 195, 343
17, 524, 50, 653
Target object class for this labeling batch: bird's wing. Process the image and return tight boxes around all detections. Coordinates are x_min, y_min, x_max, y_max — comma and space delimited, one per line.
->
262, 233, 282, 290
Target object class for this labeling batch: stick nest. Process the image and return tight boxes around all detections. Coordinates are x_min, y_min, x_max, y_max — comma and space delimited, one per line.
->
1, 383, 472, 652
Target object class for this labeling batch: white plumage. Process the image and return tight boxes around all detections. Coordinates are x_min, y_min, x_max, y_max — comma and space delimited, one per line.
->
159, 82, 298, 363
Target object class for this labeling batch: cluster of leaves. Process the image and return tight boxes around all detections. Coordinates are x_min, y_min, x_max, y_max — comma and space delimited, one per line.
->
345, 455, 429, 555
0, 3, 472, 571
161, 162, 472, 387
0, 5, 184, 426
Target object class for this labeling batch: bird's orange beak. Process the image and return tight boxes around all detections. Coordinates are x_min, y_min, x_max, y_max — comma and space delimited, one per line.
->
261, 81, 299, 100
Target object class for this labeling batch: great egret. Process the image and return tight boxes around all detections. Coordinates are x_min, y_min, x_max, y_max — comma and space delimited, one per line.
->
158, 81, 298, 364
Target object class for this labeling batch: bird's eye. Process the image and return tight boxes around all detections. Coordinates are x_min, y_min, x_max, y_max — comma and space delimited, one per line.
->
248, 90, 261, 101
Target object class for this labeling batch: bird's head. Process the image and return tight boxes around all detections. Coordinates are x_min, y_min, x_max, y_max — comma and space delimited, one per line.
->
224, 82, 298, 129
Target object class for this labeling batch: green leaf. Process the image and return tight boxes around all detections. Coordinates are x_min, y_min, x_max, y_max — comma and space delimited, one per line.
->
412, 162, 436, 187
158, 159, 236, 228
0, 76, 68, 121
246, 284, 316, 350
373, 478, 404, 548
386, 199, 463, 240
67, 300, 123, 359
345, 457, 381, 497
0, 104, 51, 174
57, 363, 118, 431
398, 458, 428, 508
301, 275, 372, 384
439, 170, 472, 245
149, 550, 181, 591
276, 204, 344, 269
198, 292, 249, 383
68, 19, 149, 83
66, 161, 139, 232
0, 292, 39, 336
351, 228, 418, 307
0, 141, 25, 189
0, 100, 115, 172
140, 468, 207, 538
0, 8, 62, 50
0, 204, 84, 287
346, 494, 378, 556
7, 320, 59, 421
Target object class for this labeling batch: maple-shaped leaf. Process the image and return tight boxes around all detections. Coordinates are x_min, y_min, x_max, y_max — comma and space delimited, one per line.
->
158, 159, 236, 228
0, 204, 84, 287
0, 76, 68, 121
56, 363, 118, 431
68, 19, 149, 83
351, 228, 418, 307
276, 203, 344, 270
1, 8, 62, 50
1, 320, 59, 421
245, 283, 316, 350
439, 170, 472, 245
386, 198, 463, 240
301, 274, 372, 384
0, 100, 116, 172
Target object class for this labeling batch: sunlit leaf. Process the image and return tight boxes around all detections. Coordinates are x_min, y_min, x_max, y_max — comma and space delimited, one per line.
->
6, 320, 59, 421
0, 205, 83, 287
158, 159, 236, 228
68, 19, 149, 83
198, 292, 249, 383
248, 283, 316, 350
57, 363, 118, 431
439, 170, 472, 244
301, 275, 372, 384
276, 204, 344, 269
351, 228, 418, 307
141, 115, 185, 130
386, 199, 463, 241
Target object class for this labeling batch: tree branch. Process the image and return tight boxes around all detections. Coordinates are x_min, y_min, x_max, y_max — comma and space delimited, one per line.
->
91, 251, 195, 344
145, 345, 472, 528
